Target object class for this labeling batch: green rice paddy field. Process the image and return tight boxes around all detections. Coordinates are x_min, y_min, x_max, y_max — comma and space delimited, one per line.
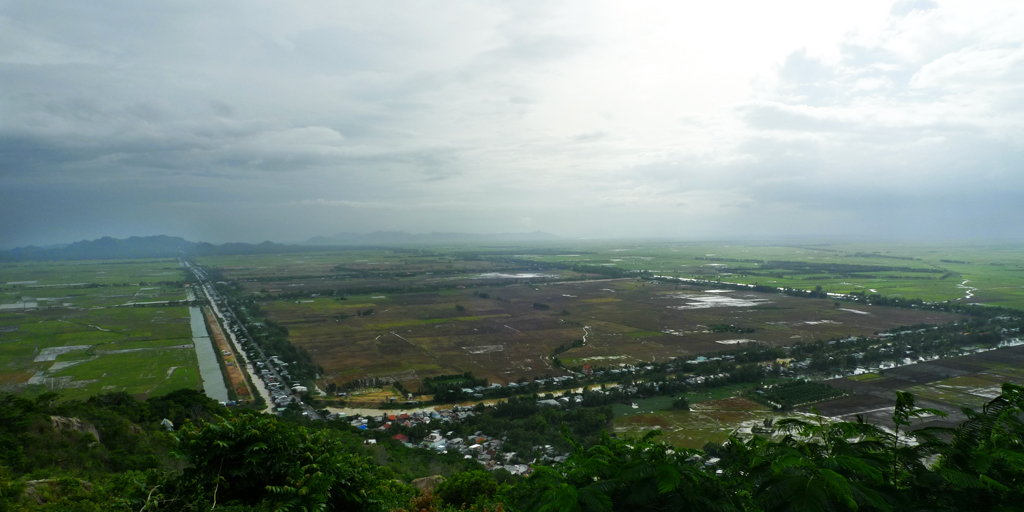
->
0, 259, 200, 401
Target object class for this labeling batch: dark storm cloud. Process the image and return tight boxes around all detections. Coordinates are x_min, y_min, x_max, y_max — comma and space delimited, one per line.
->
1, 0, 1022, 247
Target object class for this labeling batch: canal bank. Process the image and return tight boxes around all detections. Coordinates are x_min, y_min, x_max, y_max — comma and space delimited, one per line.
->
187, 290, 229, 403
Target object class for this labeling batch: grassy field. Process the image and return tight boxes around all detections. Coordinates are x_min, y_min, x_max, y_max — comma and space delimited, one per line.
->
0, 258, 188, 309
611, 396, 796, 449
0, 259, 199, 401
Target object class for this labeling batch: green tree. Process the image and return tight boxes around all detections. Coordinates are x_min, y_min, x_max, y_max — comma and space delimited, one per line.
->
886, 391, 947, 490
748, 413, 895, 512
517, 428, 740, 512
933, 383, 1024, 511
671, 396, 690, 411
435, 470, 499, 508
176, 412, 412, 511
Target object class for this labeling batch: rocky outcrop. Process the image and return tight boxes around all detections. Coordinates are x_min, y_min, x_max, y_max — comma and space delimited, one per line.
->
49, 416, 101, 443
23, 479, 94, 505
411, 475, 445, 493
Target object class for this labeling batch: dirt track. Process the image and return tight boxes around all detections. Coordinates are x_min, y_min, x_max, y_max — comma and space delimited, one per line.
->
203, 306, 251, 399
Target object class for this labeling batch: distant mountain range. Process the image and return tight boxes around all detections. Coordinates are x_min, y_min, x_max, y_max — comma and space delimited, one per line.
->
304, 230, 559, 246
1, 231, 561, 261
0, 236, 309, 261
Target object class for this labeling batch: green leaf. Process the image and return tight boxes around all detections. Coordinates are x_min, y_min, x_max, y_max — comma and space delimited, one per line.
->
979, 473, 1010, 492
577, 486, 612, 512
818, 468, 857, 510
654, 463, 682, 494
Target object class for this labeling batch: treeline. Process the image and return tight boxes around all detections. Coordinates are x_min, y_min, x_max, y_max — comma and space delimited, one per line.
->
844, 252, 921, 261
551, 337, 585, 359
421, 372, 488, 395
708, 323, 756, 333
232, 299, 318, 382
750, 380, 846, 410
431, 354, 775, 408
256, 280, 528, 300
456, 254, 635, 279
247, 266, 631, 302
337, 376, 403, 393
329, 266, 470, 277
692, 257, 942, 275
453, 249, 596, 257
787, 315, 1023, 376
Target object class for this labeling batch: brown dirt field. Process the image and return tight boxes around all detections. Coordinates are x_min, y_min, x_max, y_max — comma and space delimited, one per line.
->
924, 358, 993, 373
0, 371, 33, 385
203, 307, 251, 399
807, 393, 894, 418
262, 280, 958, 389
879, 362, 973, 384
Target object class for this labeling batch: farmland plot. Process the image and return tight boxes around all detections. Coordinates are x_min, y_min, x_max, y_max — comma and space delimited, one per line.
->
260, 278, 954, 389
0, 259, 199, 401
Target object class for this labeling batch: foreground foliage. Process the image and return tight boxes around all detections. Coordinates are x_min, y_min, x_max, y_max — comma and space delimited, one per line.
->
0, 383, 1022, 511
512, 383, 1023, 512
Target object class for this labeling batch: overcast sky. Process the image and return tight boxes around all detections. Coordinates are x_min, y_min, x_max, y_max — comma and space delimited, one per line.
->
2, 0, 1022, 247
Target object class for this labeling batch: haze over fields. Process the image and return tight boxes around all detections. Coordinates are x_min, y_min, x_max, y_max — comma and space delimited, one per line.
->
2, 0, 1023, 248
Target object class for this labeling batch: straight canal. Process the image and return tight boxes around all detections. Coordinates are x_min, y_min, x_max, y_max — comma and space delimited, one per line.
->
187, 289, 229, 403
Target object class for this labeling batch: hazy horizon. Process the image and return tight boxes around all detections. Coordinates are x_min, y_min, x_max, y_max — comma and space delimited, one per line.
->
2, 1, 1023, 247
7, 230, 1024, 253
